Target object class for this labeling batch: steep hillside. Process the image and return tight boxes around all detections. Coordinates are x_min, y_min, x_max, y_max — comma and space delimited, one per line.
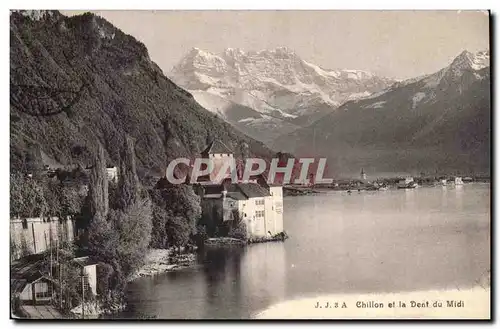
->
273, 50, 491, 177
10, 10, 275, 178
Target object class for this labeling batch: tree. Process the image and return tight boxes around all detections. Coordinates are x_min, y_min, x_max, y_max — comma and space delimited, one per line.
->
193, 225, 208, 248
166, 214, 191, 251
59, 184, 86, 217
87, 215, 118, 263
149, 200, 169, 249
10, 172, 48, 218
109, 199, 152, 274
89, 135, 153, 286
87, 143, 108, 220
151, 184, 201, 250
228, 210, 247, 241
161, 185, 201, 225
116, 136, 140, 210
96, 262, 114, 300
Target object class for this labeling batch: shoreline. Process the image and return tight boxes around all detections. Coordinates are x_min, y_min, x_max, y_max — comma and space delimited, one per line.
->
128, 233, 290, 282
127, 248, 198, 282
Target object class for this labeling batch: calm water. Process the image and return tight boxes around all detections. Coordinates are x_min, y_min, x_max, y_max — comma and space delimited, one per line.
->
120, 184, 490, 319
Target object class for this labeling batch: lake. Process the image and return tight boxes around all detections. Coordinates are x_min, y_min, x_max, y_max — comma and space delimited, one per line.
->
119, 183, 490, 319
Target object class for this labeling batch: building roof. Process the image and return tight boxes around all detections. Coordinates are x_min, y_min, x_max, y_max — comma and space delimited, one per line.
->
11, 254, 46, 281
226, 191, 248, 200
202, 184, 224, 195
11, 254, 47, 295
198, 182, 270, 199
204, 193, 223, 199
72, 256, 98, 267
201, 140, 233, 155
235, 183, 271, 198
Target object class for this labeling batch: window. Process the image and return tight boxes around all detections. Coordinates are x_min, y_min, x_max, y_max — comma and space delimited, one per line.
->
35, 282, 51, 298
79, 275, 90, 294
84, 278, 90, 293
255, 199, 265, 206
22, 219, 28, 230
255, 210, 265, 218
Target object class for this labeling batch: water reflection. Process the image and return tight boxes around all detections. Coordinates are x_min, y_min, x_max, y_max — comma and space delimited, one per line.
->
455, 185, 464, 211
201, 246, 245, 318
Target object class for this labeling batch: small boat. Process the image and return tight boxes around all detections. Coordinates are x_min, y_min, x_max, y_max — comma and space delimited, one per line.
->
454, 177, 464, 185
440, 179, 447, 186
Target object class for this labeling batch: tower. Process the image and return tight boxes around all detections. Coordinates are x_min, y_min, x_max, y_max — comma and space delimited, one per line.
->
361, 168, 367, 181
199, 140, 235, 183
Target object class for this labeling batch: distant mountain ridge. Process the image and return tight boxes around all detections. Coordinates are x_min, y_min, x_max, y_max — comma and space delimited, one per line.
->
169, 47, 395, 143
273, 50, 491, 176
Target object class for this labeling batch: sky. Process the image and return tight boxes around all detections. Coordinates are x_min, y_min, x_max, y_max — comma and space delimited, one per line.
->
62, 10, 489, 79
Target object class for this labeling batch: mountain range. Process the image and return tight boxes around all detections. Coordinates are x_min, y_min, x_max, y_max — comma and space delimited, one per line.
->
170, 47, 395, 143
10, 10, 490, 179
273, 50, 490, 176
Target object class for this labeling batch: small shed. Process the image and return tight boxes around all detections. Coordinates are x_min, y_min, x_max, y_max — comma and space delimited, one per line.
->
11, 254, 57, 306
72, 256, 98, 296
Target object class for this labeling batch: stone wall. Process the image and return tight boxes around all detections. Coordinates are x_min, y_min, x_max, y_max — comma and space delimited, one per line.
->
10, 217, 76, 261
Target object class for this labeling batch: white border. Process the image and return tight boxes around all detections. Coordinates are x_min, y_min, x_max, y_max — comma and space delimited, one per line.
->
1, 1, 497, 329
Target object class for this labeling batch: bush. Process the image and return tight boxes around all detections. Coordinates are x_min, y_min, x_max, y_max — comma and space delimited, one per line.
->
228, 220, 248, 241
193, 225, 208, 248
96, 262, 114, 300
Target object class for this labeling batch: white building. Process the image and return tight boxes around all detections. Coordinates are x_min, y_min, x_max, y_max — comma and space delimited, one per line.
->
73, 256, 98, 296
200, 182, 284, 238
106, 166, 118, 182
196, 140, 284, 239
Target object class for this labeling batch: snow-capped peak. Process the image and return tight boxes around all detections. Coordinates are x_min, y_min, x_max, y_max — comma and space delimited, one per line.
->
170, 47, 395, 117
451, 50, 490, 71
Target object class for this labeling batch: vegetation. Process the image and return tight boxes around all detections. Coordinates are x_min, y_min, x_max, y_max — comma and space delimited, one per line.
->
10, 172, 47, 218
86, 137, 153, 294
227, 210, 248, 241
87, 144, 109, 221
38, 242, 86, 313
10, 171, 86, 219
149, 184, 201, 252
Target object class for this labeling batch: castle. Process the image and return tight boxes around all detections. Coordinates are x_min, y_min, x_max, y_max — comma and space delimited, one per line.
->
195, 140, 284, 239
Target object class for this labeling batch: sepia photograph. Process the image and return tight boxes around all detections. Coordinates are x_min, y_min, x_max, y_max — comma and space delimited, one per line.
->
8, 8, 491, 320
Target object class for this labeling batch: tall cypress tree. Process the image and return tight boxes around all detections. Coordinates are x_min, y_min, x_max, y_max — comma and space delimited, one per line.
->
88, 143, 108, 220
117, 135, 140, 210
